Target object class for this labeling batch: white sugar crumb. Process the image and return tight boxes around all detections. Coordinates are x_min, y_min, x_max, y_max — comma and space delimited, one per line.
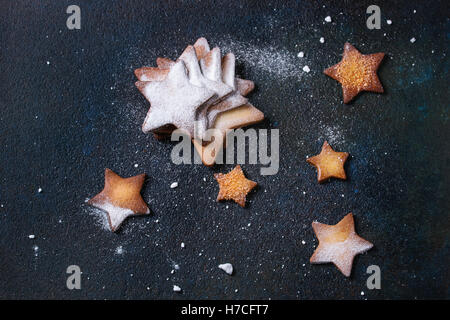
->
302, 65, 310, 73
173, 285, 182, 292
218, 263, 233, 275
115, 246, 124, 255
386, 20, 392, 25
28, 235, 35, 239
297, 51, 304, 58
301, 240, 306, 245
46, 61, 50, 65
361, 291, 365, 296
33, 245, 39, 256
37, 188, 42, 193
170, 182, 178, 189
410, 37, 416, 43
324, 16, 332, 23
181, 242, 185, 248
134, 163, 139, 168
319, 37, 325, 43
217, 37, 301, 79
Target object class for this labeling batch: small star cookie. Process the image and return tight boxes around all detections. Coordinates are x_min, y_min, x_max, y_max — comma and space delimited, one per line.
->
214, 165, 257, 207
307, 141, 349, 183
324, 42, 385, 103
88, 169, 150, 232
310, 213, 373, 277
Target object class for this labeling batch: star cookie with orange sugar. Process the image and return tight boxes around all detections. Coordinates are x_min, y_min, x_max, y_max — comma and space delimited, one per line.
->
324, 42, 385, 103
310, 213, 373, 277
307, 141, 349, 183
88, 168, 150, 232
214, 165, 257, 207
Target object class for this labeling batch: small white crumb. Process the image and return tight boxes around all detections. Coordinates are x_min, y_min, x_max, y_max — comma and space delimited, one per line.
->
115, 246, 124, 255
46, 61, 50, 65
361, 291, 365, 296
181, 242, 185, 248
413, 10, 416, 13
28, 235, 35, 239
410, 37, 416, 43
297, 51, 304, 58
386, 20, 392, 25
319, 37, 325, 43
173, 285, 182, 292
324, 16, 331, 23
134, 164, 139, 168
301, 240, 306, 245
203, 177, 206, 182
174, 264, 180, 270
302, 66, 310, 73
38, 188, 42, 193
218, 263, 233, 275
235, 289, 239, 292
170, 182, 178, 189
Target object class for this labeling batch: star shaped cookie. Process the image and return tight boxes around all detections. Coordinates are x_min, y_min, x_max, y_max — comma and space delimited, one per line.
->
324, 42, 385, 103
310, 213, 373, 277
193, 103, 264, 166
88, 169, 150, 232
214, 165, 257, 207
136, 60, 216, 137
307, 141, 349, 183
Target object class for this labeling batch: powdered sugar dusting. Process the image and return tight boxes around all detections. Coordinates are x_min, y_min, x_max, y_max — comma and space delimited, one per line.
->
216, 38, 301, 79
319, 124, 345, 146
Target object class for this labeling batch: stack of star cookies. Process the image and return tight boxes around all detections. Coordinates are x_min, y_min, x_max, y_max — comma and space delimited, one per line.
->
134, 37, 264, 166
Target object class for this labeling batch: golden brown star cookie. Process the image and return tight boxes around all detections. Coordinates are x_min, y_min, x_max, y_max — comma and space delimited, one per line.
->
307, 141, 349, 183
88, 169, 150, 232
310, 213, 373, 277
324, 42, 385, 103
214, 165, 257, 207
193, 103, 264, 166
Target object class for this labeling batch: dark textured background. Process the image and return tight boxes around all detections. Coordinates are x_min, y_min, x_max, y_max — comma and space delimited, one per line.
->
0, 0, 448, 299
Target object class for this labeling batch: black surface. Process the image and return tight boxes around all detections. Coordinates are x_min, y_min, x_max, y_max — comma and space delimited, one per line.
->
0, 0, 449, 299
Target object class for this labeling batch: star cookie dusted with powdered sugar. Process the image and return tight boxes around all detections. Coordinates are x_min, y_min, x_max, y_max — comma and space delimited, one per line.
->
88, 169, 150, 232
307, 141, 349, 183
136, 60, 216, 137
310, 213, 373, 277
324, 42, 385, 103
214, 165, 257, 207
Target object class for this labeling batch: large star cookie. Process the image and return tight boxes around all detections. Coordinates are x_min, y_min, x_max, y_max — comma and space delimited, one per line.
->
324, 42, 385, 103
214, 165, 257, 207
310, 213, 373, 277
135, 38, 248, 140
307, 141, 349, 183
88, 169, 150, 232
136, 60, 216, 137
